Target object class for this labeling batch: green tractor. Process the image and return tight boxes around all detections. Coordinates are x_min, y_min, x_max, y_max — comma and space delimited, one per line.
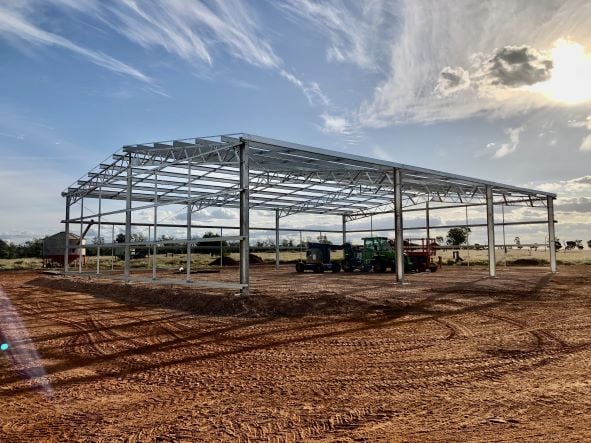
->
342, 237, 412, 273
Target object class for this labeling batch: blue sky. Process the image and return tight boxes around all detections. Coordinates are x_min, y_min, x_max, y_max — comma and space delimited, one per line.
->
0, 0, 590, 245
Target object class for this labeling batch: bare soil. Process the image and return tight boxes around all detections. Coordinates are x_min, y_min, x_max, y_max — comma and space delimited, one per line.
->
1, 266, 590, 441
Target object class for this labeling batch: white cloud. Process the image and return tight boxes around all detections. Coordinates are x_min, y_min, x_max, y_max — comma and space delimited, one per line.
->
434, 66, 470, 97
280, 1, 591, 126
490, 126, 524, 159
570, 115, 591, 151
0, 4, 152, 84
276, 0, 397, 69
580, 134, 591, 151
106, 0, 280, 69
436, 45, 554, 98
279, 70, 330, 106
519, 176, 591, 243
320, 114, 350, 134
103, 1, 329, 106
472, 45, 553, 88
0, 1, 328, 105
536, 176, 591, 194
0, 169, 70, 242
567, 116, 591, 128
555, 196, 591, 212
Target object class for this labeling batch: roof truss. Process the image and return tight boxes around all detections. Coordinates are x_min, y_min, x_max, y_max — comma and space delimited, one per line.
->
63, 134, 555, 217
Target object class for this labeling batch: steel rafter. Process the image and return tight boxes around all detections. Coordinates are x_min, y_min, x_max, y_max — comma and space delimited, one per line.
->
64, 133, 556, 216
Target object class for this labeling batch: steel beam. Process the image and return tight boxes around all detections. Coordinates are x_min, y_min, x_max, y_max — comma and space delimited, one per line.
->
83, 236, 243, 249
547, 196, 557, 273
486, 185, 496, 277
346, 197, 548, 221
239, 141, 250, 295
394, 169, 404, 283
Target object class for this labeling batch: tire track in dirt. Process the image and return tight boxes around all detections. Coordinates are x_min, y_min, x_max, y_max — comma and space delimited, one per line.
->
2, 269, 591, 441
432, 316, 475, 339
483, 312, 567, 349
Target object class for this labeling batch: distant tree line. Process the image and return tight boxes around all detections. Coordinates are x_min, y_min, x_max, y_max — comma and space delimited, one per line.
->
104, 231, 236, 257
0, 238, 43, 259
106, 231, 304, 256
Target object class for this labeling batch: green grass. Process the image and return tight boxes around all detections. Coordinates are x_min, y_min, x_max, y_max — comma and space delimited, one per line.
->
0, 258, 44, 270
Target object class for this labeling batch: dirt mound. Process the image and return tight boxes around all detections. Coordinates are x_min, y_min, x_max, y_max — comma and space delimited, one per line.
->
28, 276, 403, 318
209, 256, 239, 266
249, 253, 265, 264
208, 254, 265, 266
510, 258, 548, 266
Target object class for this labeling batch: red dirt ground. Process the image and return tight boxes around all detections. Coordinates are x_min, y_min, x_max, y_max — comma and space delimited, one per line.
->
1, 266, 590, 441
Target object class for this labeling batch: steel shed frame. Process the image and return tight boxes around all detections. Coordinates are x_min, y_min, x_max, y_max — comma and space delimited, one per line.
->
62, 133, 558, 294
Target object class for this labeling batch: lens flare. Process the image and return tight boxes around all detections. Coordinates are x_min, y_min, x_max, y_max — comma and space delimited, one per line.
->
0, 288, 53, 399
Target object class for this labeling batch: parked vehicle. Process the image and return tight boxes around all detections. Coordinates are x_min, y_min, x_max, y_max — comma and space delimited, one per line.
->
403, 238, 439, 272
342, 237, 413, 273
295, 242, 342, 273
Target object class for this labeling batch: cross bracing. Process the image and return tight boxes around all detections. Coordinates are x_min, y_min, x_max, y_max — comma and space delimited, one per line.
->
62, 133, 558, 293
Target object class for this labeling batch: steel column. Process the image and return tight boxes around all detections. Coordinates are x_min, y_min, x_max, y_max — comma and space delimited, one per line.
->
186, 161, 192, 281
394, 169, 404, 283
111, 225, 114, 271
342, 215, 347, 244
425, 198, 430, 241
486, 185, 496, 277
465, 205, 470, 267
97, 188, 102, 274
502, 205, 507, 266
124, 155, 132, 280
79, 198, 83, 273
547, 196, 557, 272
152, 173, 158, 280
275, 209, 280, 270
239, 141, 250, 294
64, 196, 71, 272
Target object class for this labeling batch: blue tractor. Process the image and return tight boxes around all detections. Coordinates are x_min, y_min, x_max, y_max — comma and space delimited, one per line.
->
295, 242, 342, 273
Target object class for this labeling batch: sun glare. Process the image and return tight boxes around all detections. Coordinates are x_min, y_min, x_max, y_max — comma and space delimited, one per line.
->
529, 39, 591, 104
